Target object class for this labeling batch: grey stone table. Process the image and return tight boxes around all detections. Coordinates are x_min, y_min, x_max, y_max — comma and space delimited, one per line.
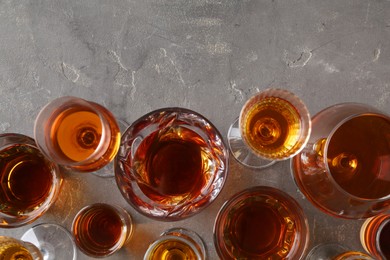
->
0, 0, 389, 259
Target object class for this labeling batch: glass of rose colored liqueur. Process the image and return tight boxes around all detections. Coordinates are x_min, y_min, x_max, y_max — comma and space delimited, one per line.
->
34, 96, 120, 174
291, 103, 390, 219
227, 88, 311, 169
144, 228, 206, 260
360, 213, 390, 260
115, 107, 228, 221
306, 243, 374, 260
213, 186, 309, 260
0, 133, 62, 228
72, 203, 133, 257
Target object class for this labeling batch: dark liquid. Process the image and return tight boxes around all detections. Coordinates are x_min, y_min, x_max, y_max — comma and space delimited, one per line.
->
0, 144, 54, 214
379, 221, 390, 258
132, 127, 209, 204
223, 199, 296, 258
327, 114, 390, 199
73, 204, 123, 255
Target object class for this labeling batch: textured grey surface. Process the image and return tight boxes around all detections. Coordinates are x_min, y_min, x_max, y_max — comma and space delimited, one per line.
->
0, 0, 389, 259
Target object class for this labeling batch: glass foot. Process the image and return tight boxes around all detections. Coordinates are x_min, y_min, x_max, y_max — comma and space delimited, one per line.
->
21, 223, 77, 260
227, 118, 275, 169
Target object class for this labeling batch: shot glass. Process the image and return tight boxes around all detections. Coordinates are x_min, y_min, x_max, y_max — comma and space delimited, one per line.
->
306, 243, 374, 260
72, 203, 133, 257
144, 228, 206, 260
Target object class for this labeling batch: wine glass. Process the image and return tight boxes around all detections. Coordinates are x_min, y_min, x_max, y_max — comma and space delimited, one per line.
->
227, 88, 311, 169
72, 203, 134, 257
115, 107, 228, 221
34, 96, 120, 175
360, 213, 390, 259
144, 228, 206, 260
306, 243, 374, 260
0, 133, 62, 228
291, 103, 390, 219
213, 186, 309, 260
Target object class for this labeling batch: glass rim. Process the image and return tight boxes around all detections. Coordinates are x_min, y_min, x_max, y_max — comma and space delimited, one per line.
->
375, 216, 390, 257
323, 111, 390, 202
238, 88, 312, 160
213, 186, 309, 260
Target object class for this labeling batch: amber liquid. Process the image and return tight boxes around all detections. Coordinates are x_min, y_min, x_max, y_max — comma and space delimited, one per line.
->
361, 216, 390, 259
131, 126, 212, 205
223, 198, 297, 258
49, 105, 120, 171
0, 238, 33, 260
0, 144, 54, 215
327, 114, 390, 199
72, 204, 124, 256
332, 251, 373, 260
241, 97, 301, 158
146, 238, 198, 260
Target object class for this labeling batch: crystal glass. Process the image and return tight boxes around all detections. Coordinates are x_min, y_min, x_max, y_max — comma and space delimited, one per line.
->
34, 96, 120, 174
291, 103, 390, 219
115, 107, 228, 221
360, 213, 390, 259
72, 203, 133, 257
213, 186, 309, 259
0, 133, 62, 228
228, 88, 311, 168
144, 228, 206, 260
21, 223, 77, 260
306, 243, 374, 260
0, 236, 43, 260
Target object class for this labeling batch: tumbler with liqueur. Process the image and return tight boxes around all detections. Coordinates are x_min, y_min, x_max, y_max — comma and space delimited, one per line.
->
34, 96, 120, 173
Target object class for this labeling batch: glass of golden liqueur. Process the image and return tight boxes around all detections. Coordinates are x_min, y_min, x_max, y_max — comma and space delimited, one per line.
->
306, 243, 374, 260
360, 213, 390, 260
0, 133, 61, 228
115, 107, 228, 221
227, 88, 311, 168
144, 228, 206, 260
34, 96, 120, 175
72, 203, 133, 258
213, 186, 309, 260
291, 103, 390, 219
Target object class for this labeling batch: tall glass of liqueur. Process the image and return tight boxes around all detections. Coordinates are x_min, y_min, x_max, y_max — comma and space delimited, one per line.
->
72, 203, 134, 257
291, 103, 390, 219
227, 88, 311, 169
144, 228, 206, 260
0, 133, 61, 227
213, 186, 309, 260
360, 213, 390, 260
115, 107, 228, 221
34, 96, 120, 175
306, 243, 374, 260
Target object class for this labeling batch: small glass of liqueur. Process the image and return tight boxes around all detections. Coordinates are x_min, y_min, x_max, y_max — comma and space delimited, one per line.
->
144, 228, 206, 260
115, 107, 228, 221
306, 243, 374, 260
34, 96, 120, 174
360, 213, 390, 260
0, 236, 42, 260
0, 133, 61, 227
227, 88, 311, 169
213, 186, 309, 260
72, 203, 133, 257
291, 103, 390, 219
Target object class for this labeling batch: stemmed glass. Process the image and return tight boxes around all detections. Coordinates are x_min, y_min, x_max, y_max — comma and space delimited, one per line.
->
115, 107, 228, 221
34, 96, 121, 175
227, 88, 311, 168
291, 103, 390, 219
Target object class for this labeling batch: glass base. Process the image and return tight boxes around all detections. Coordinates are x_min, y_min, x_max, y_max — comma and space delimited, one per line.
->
92, 119, 129, 178
306, 243, 348, 260
227, 118, 276, 169
21, 223, 77, 260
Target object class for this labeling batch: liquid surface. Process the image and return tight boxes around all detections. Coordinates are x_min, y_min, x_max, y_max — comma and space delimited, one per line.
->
73, 204, 123, 256
241, 97, 301, 159
132, 127, 210, 204
147, 238, 198, 260
327, 114, 390, 199
379, 220, 390, 258
0, 237, 34, 260
0, 144, 54, 214
52, 109, 102, 162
